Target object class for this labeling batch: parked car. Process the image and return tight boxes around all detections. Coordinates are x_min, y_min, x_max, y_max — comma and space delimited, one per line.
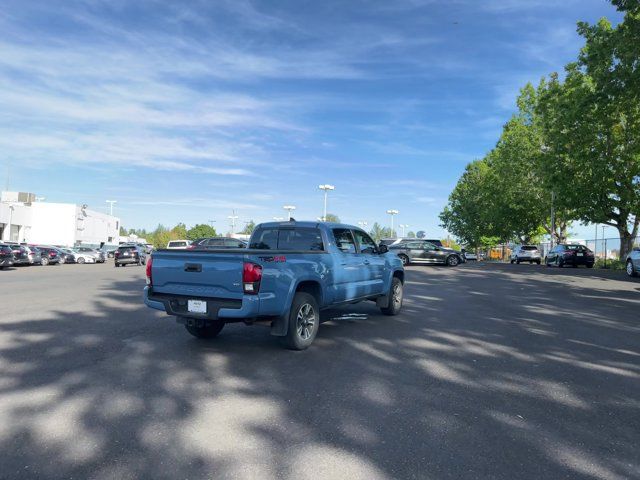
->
625, 247, 640, 277
75, 246, 106, 263
20, 245, 43, 265
510, 245, 542, 264
7, 244, 30, 265
389, 239, 463, 267
463, 250, 478, 261
114, 245, 147, 267
166, 240, 191, 249
188, 237, 248, 249
0, 244, 15, 269
34, 246, 61, 265
57, 248, 77, 263
545, 244, 595, 268
71, 249, 97, 264
145, 221, 404, 350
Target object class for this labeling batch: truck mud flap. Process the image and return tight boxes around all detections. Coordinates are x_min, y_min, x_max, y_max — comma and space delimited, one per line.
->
270, 315, 288, 337
375, 294, 390, 309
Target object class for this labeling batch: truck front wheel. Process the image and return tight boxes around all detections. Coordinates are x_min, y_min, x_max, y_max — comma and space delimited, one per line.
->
281, 292, 319, 350
185, 320, 225, 339
381, 277, 403, 316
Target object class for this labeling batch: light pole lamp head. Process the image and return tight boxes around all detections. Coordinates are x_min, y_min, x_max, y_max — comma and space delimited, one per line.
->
386, 209, 399, 215
318, 184, 335, 191
283, 205, 296, 210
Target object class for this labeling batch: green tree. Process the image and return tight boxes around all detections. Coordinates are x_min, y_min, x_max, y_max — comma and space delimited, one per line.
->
440, 159, 494, 248
323, 213, 340, 223
171, 223, 188, 239
368, 222, 396, 242
187, 224, 217, 240
407, 231, 416, 238
537, 4, 640, 257
241, 220, 256, 235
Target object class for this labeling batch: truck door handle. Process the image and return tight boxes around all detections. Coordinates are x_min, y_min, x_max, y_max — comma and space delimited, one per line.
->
363, 260, 370, 265
184, 263, 202, 272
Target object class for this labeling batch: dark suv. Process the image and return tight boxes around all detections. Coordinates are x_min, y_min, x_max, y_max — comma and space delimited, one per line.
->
545, 244, 595, 268
34, 246, 61, 266
114, 245, 147, 267
389, 240, 463, 267
0, 244, 15, 269
188, 237, 247, 249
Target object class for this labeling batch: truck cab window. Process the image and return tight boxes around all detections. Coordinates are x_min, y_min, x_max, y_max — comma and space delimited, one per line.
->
332, 229, 356, 254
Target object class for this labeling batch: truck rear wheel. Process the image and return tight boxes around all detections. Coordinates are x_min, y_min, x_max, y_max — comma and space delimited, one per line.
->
281, 292, 319, 350
381, 277, 403, 316
185, 320, 225, 339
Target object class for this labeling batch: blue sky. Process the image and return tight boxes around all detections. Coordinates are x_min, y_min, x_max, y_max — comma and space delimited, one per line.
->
0, 0, 622, 237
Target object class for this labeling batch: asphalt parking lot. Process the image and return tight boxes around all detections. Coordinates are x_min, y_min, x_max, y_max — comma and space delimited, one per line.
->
1, 262, 638, 480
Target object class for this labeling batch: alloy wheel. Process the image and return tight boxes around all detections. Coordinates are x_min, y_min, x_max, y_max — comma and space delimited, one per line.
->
296, 303, 316, 340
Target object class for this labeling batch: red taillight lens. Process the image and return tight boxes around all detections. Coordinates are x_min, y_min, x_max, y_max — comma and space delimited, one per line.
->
146, 256, 153, 285
115, 251, 120, 257
242, 262, 262, 294
563, 251, 575, 257
49, 252, 56, 257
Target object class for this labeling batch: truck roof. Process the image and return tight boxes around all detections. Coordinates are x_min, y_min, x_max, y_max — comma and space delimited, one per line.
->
256, 220, 361, 230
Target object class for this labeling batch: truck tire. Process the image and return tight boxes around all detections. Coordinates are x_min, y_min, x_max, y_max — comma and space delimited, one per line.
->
185, 320, 225, 339
381, 277, 403, 316
281, 292, 319, 350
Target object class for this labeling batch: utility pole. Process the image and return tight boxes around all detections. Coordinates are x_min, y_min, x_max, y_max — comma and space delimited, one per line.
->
283, 205, 296, 221
208, 220, 216, 228
106, 200, 117, 216
228, 210, 238, 234
551, 191, 556, 245
318, 184, 335, 221
386, 210, 399, 238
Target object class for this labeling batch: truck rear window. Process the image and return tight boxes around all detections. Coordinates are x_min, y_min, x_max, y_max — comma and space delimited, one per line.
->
250, 228, 324, 251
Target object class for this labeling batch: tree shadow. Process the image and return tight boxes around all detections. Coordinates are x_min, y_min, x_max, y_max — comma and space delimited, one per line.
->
0, 266, 638, 479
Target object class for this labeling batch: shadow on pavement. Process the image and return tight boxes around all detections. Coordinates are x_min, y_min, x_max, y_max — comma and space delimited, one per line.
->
0, 265, 638, 479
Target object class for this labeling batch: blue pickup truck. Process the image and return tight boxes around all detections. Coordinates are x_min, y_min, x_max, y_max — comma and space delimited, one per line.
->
144, 221, 404, 350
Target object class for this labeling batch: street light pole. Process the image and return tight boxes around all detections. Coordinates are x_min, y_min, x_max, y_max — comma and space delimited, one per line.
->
106, 200, 117, 216
550, 190, 555, 248
228, 210, 239, 234
318, 184, 335, 221
283, 205, 296, 221
386, 209, 399, 238
399, 224, 408, 237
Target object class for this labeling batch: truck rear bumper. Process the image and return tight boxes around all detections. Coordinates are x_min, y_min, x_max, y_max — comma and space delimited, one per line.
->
144, 286, 260, 319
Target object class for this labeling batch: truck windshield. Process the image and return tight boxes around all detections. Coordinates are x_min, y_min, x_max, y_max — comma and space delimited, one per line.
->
250, 228, 324, 251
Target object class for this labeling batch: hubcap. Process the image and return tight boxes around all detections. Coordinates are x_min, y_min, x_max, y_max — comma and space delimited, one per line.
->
449, 256, 458, 266
393, 283, 403, 308
296, 303, 316, 340
627, 261, 634, 275
401, 256, 408, 265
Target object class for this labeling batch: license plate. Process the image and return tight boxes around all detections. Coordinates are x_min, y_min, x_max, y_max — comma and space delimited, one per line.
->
188, 299, 207, 314
577, 253, 584, 257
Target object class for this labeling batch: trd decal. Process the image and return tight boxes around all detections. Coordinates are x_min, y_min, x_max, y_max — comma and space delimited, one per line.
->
258, 256, 286, 262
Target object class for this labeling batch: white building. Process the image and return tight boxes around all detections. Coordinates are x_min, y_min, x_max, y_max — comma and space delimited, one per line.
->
0, 191, 120, 246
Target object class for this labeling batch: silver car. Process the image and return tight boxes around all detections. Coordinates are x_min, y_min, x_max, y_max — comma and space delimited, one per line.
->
626, 247, 640, 277
510, 245, 541, 264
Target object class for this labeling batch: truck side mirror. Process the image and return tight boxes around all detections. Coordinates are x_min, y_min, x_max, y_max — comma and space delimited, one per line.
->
378, 244, 388, 254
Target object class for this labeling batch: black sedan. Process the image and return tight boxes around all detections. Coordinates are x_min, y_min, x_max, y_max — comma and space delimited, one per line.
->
545, 244, 595, 268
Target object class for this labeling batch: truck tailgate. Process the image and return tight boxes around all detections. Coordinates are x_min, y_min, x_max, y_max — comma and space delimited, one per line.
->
151, 251, 245, 299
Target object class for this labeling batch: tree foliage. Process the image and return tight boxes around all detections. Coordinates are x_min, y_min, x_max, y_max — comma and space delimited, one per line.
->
323, 213, 340, 223
240, 220, 256, 235
368, 222, 396, 243
187, 224, 217, 240
441, 1, 640, 257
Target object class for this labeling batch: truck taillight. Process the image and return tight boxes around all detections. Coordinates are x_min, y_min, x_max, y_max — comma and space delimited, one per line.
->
243, 262, 262, 294
146, 256, 153, 285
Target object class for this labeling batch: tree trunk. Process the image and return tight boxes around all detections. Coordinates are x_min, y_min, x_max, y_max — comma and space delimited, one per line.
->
618, 228, 634, 260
